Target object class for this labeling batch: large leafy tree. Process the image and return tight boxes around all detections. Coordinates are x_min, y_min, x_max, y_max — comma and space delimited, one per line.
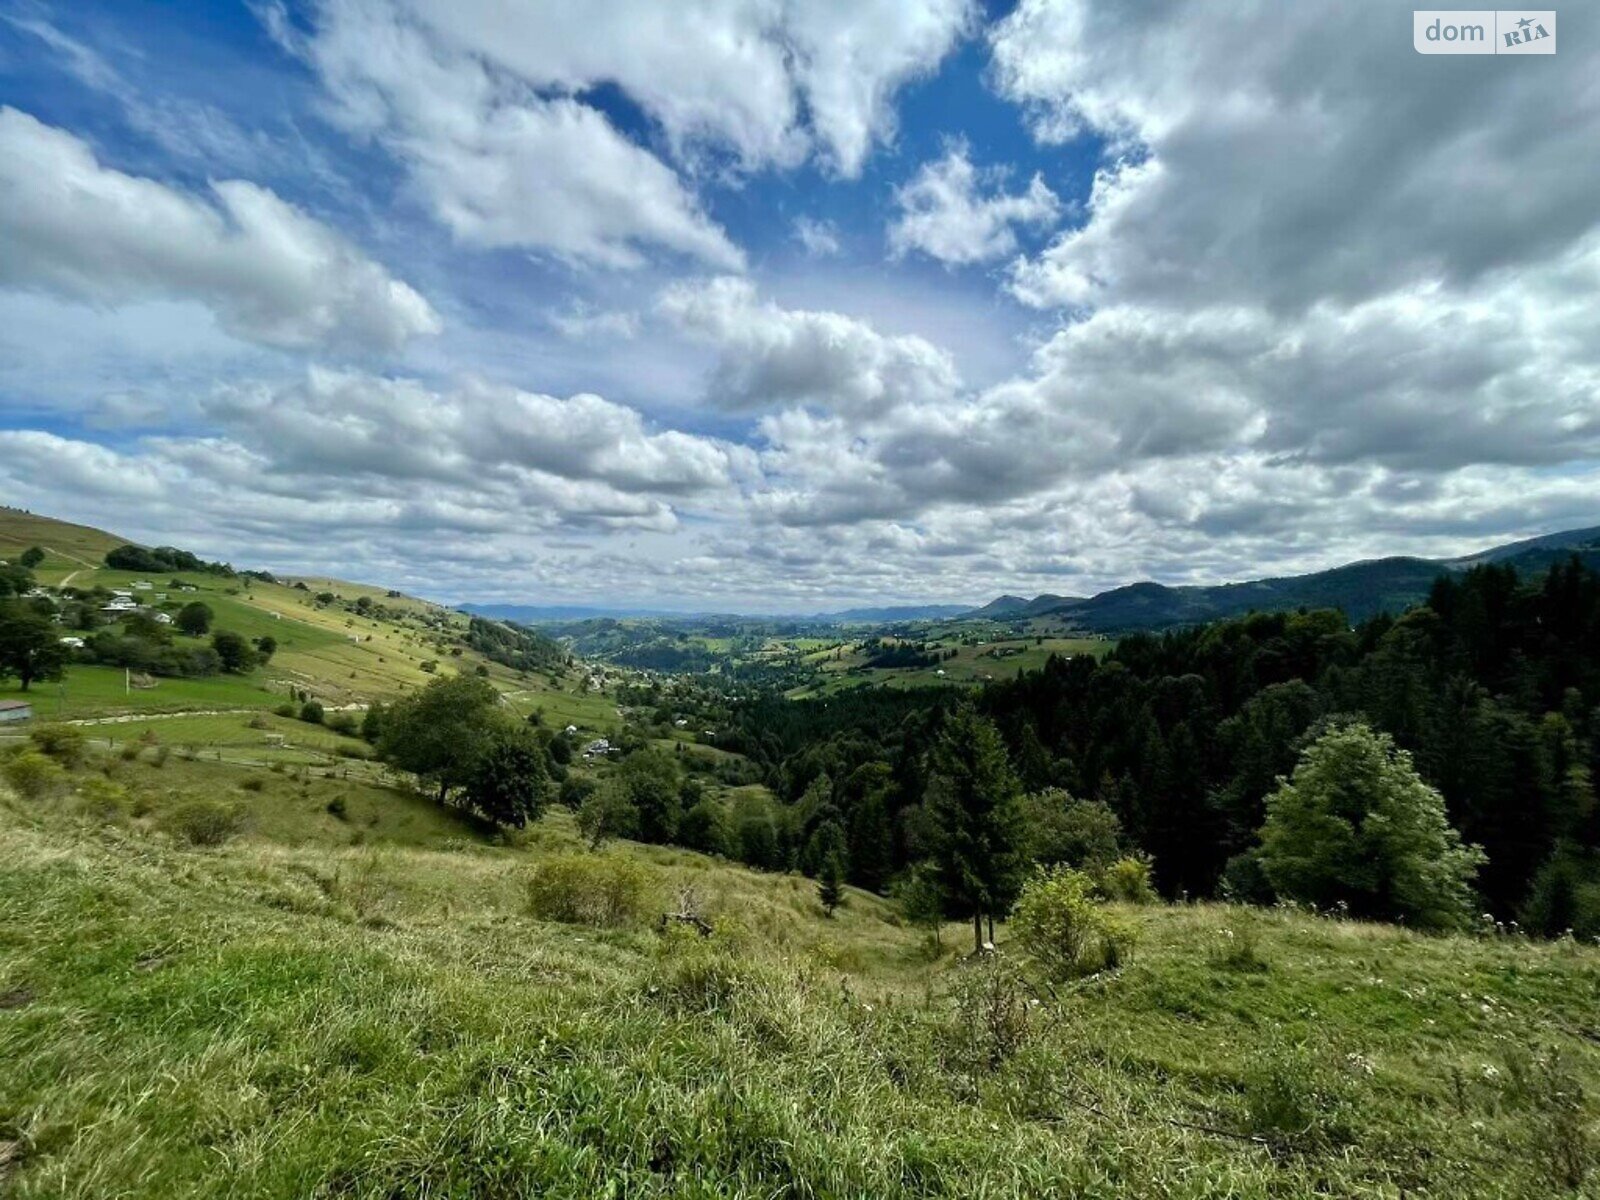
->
177, 601, 214, 636
0, 602, 66, 692
922, 705, 1026, 952
378, 675, 503, 804
1259, 720, 1485, 930
614, 749, 683, 844
464, 720, 551, 828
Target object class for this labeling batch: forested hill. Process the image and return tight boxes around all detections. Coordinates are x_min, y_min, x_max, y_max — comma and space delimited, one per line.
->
721, 556, 1600, 936
974, 523, 1600, 632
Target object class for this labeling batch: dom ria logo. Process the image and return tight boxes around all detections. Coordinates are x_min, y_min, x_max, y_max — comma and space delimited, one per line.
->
1414, 10, 1555, 53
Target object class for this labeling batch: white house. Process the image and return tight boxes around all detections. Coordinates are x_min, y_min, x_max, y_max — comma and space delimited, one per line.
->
59, 636, 85, 649
133, 581, 153, 591
581, 738, 613, 759
152, 612, 173, 625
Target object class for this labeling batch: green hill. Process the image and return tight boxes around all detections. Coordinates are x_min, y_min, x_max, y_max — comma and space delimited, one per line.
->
0, 510, 600, 727
972, 523, 1600, 633
1, 749, 1597, 1197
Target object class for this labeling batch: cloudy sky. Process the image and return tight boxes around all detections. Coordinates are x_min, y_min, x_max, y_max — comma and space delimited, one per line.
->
1, 1, 1596, 611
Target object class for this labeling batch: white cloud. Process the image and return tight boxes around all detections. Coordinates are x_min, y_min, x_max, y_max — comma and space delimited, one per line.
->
0, 107, 438, 353
336, 0, 974, 178
793, 217, 842, 257
992, 0, 1600, 311
659, 276, 962, 415
889, 144, 1060, 265
545, 303, 641, 341
306, 4, 744, 270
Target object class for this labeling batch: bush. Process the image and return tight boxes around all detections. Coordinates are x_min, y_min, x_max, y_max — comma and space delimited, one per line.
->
1241, 1042, 1351, 1147
1092, 854, 1157, 904
945, 953, 1033, 1074
299, 700, 325, 725
326, 712, 359, 737
1207, 922, 1269, 972
165, 801, 244, 846
29, 724, 86, 766
77, 776, 130, 820
3, 749, 68, 799
525, 852, 651, 927
1009, 865, 1134, 981
274, 703, 297, 719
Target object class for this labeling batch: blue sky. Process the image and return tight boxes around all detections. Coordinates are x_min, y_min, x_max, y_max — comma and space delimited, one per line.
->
1, 1, 1597, 611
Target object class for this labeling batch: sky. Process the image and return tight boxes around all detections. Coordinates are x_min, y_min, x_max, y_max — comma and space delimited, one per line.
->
0, 0, 1596, 613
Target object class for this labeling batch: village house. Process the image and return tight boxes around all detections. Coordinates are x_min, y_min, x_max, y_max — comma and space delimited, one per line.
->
58, 636, 85, 649
0, 699, 33, 724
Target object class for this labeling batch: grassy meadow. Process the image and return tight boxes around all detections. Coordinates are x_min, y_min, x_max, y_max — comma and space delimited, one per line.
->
2, 744, 1598, 1198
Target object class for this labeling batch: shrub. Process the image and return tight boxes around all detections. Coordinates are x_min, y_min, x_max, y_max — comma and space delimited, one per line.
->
525, 852, 651, 927
945, 953, 1033, 1073
274, 703, 297, 719
3, 749, 67, 799
165, 801, 244, 846
326, 712, 359, 737
1009, 865, 1134, 981
29, 724, 86, 766
239, 777, 266, 793
77, 776, 129, 819
1092, 854, 1157, 904
299, 700, 325, 724
1207, 922, 1269, 972
1241, 1042, 1350, 1147
326, 796, 349, 821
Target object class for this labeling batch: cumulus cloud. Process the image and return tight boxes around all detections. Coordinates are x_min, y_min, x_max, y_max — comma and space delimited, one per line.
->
992, 0, 1600, 311
327, 0, 974, 177
305, 4, 743, 270
0, 107, 438, 352
888, 143, 1060, 265
658, 276, 962, 414
793, 217, 842, 257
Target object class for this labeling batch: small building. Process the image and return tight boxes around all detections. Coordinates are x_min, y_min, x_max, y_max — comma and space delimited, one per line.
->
565, 724, 578, 735
582, 738, 613, 759
152, 612, 174, 625
59, 636, 85, 649
0, 700, 33, 724
133, 581, 153, 591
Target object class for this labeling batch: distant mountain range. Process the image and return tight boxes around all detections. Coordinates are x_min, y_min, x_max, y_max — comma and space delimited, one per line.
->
462, 523, 1600, 634
971, 524, 1600, 633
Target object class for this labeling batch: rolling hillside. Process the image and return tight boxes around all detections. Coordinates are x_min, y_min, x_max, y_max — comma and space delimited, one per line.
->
0, 510, 607, 729
972, 523, 1600, 633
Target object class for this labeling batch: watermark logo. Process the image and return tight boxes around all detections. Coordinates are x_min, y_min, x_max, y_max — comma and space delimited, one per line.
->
1415, 10, 1555, 53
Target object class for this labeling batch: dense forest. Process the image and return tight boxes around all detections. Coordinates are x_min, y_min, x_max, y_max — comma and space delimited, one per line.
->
718, 558, 1600, 936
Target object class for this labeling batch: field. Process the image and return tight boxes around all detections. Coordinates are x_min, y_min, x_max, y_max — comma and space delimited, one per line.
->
1, 510, 621, 726
2, 747, 1597, 1197
792, 635, 1111, 697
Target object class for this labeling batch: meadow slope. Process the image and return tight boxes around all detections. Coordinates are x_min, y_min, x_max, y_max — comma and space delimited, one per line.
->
2, 749, 1598, 1198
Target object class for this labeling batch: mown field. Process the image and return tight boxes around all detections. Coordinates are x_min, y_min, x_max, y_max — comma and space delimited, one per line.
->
2, 745, 1597, 1198
793, 635, 1111, 697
